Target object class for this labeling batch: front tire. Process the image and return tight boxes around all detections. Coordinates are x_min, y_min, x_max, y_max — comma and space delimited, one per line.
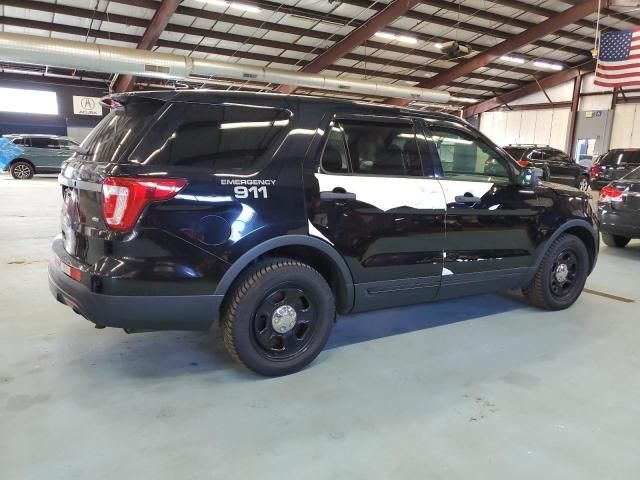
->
10, 161, 34, 180
602, 233, 630, 248
220, 258, 335, 376
523, 234, 589, 310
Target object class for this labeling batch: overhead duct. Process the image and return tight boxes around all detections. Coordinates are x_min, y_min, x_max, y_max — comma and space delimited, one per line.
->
0, 32, 450, 104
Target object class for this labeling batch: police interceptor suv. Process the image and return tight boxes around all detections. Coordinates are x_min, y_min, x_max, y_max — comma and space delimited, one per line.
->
49, 91, 599, 376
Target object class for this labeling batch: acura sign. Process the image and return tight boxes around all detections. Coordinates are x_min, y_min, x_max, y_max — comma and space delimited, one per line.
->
72, 96, 103, 116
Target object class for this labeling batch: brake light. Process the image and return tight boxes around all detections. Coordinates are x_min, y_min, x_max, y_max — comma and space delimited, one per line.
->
590, 163, 601, 178
517, 160, 530, 167
102, 177, 187, 232
599, 184, 623, 204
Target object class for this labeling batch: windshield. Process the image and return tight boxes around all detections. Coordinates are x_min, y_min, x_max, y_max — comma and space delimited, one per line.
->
503, 147, 527, 160
79, 99, 164, 163
625, 166, 640, 179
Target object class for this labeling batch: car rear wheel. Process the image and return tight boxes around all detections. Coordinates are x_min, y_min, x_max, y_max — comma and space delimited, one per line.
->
523, 234, 589, 310
10, 161, 34, 180
602, 233, 630, 248
576, 175, 590, 192
220, 258, 335, 376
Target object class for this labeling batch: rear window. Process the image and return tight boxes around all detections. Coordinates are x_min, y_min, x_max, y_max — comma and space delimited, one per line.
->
600, 150, 640, 166
503, 147, 527, 160
80, 99, 164, 163
130, 103, 291, 171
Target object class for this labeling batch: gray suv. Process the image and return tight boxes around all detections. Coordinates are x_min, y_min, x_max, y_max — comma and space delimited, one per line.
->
1, 134, 79, 179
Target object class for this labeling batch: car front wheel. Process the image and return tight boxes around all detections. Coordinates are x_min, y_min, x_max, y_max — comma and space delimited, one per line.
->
523, 234, 589, 310
220, 258, 335, 376
10, 161, 34, 180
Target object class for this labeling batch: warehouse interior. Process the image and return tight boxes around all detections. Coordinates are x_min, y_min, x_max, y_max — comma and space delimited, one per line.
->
1, 1, 640, 478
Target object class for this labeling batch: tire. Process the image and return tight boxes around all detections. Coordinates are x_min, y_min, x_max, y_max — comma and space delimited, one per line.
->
220, 258, 335, 376
523, 234, 589, 310
602, 233, 630, 248
576, 175, 590, 192
10, 161, 34, 180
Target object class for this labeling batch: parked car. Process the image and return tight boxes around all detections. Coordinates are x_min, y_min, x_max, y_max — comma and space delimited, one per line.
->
590, 148, 640, 190
0, 134, 78, 179
49, 91, 599, 376
597, 166, 640, 248
503, 144, 591, 192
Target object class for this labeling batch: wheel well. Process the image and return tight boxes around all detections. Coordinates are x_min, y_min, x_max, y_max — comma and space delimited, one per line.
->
565, 226, 596, 271
260, 245, 351, 314
10, 158, 35, 170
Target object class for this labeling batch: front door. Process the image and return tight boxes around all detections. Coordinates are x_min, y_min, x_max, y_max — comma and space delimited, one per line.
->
543, 148, 579, 186
422, 120, 540, 299
306, 115, 446, 311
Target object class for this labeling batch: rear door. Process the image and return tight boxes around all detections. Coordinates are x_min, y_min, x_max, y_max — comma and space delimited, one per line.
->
307, 114, 446, 310
28, 137, 60, 168
423, 120, 540, 298
544, 148, 579, 185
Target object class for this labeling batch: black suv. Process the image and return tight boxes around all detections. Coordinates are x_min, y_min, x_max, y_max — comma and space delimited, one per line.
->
590, 148, 640, 190
49, 91, 599, 376
503, 144, 591, 192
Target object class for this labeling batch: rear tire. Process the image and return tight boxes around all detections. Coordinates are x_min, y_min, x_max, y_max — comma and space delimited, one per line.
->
10, 161, 34, 180
523, 234, 589, 310
576, 175, 590, 192
220, 258, 335, 376
602, 233, 630, 248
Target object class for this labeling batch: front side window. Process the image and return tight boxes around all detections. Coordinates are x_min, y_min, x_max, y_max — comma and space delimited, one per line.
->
528, 149, 546, 160
428, 124, 511, 182
322, 120, 422, 176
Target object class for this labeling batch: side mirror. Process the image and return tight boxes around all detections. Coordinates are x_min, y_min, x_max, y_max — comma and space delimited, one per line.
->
518, 166, 544, 186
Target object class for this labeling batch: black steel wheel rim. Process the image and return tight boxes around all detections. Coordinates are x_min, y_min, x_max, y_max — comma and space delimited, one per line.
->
252, 285, 317, 360
549, 248, 579, 299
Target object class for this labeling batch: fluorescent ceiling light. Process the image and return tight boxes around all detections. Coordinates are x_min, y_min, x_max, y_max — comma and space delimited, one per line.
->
201, 0, 260, 13
451, 97, 478, 104
533, 60, 563, 71
434, 43, 443, 49
500, 55, 526, 64
374, 31, 417, 44
0, 87, 58, 115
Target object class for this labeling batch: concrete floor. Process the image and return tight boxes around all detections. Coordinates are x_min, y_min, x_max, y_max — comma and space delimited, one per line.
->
1, 174, 639, 480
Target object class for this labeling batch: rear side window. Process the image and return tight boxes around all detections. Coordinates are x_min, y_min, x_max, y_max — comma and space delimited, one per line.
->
321, 119, 422, 176
30, 137, 57, 149
81, 99, 164, 163
600, 150, 640, 165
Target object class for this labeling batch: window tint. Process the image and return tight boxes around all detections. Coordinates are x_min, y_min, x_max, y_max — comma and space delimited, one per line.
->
621, 150, 640, 165
428, 125, 510, 181
339, 120, 422, 176
11, 138, 26, 146
503, 147, 526, 160
30, 137, 57, 149
599, 150, 640, 166
528, 149, 545, 160
146, 104, 290, 170
321, 125, 350, 173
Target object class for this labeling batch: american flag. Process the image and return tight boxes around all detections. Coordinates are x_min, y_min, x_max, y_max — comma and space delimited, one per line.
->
594, 29, 640, 88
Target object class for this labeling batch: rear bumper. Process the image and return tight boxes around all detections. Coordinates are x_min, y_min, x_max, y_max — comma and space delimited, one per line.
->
49, 237, 223, 331
598, 208, 640, 239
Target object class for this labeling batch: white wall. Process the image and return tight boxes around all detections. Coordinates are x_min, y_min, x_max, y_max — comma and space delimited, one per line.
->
610, 103, 640, 148
479, 108, 570, 149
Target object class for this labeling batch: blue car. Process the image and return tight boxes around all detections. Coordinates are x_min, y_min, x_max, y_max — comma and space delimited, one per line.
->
0, 134, 79, 179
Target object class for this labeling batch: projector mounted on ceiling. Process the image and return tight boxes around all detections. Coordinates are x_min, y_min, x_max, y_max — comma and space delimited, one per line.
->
440, 41, 472, 59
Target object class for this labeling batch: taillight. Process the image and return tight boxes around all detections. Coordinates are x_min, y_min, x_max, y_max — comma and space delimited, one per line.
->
102, 177, 187, 232
590, 163, 601, 178
599, 184, 623, 204
518, 160, 530, 167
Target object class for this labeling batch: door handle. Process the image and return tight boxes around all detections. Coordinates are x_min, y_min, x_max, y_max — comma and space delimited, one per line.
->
320, 190, 356, 201
455, 195, 481, 203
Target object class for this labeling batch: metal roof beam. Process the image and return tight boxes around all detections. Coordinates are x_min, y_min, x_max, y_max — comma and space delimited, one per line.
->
462, 60, 596, 118
113, 0, 180, 92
